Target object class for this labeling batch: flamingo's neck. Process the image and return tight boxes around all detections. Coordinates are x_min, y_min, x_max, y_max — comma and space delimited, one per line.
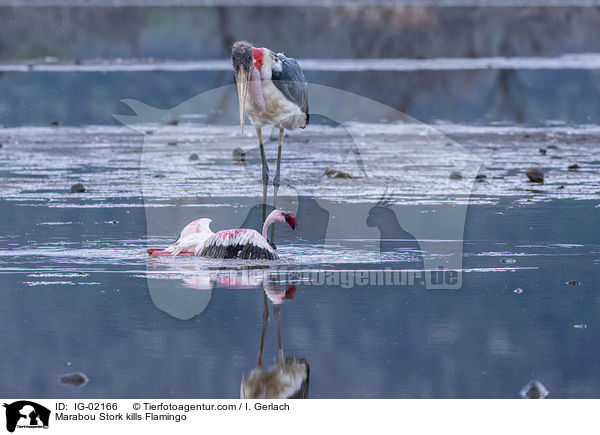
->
262, 213, 278, 238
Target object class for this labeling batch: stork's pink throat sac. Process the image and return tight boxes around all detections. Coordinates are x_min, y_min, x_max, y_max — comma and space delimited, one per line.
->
249, 66, 265, 112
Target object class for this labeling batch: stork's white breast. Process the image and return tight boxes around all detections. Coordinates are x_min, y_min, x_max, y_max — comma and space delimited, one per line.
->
246, 79, 305, 130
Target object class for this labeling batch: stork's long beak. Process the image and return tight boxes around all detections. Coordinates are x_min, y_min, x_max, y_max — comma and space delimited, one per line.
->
234, 68, 249, 133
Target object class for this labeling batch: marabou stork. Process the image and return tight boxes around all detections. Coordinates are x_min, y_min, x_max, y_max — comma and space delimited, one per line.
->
231, 41, 309, 231
156, 209, 296, 260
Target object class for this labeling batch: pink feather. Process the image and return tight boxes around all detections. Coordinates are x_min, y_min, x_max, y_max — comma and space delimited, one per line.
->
249, 67, 265, 111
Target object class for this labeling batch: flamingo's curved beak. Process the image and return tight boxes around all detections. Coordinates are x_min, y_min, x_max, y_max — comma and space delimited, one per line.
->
284, 213, 296, 230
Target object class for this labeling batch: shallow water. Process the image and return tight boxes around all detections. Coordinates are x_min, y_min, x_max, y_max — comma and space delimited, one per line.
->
1, 124, 599, 398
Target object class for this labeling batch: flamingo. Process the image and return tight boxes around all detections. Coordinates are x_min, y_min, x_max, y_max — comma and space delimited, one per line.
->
148, 209, 295, 260
231, 40, 309, 232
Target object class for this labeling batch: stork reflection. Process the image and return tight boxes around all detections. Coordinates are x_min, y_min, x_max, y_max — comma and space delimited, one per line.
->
241, 280, 309, 399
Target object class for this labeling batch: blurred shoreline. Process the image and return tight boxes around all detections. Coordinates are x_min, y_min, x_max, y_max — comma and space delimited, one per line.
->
4, 53, 600, 72
2, 6, 600, 126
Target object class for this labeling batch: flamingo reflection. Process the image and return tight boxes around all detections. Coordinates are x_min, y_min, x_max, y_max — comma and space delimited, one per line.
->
241, 281, 309, 399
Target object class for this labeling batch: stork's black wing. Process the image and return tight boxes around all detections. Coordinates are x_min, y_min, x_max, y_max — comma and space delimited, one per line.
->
272, 54, 309, 125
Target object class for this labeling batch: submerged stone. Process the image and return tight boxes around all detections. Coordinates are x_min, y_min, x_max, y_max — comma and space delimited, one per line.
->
449, 171, 463, 180
520, 381, 548, 399
70, 183, 86, 193
526, 167, 544, 183
568, 164, 580, 171
189, 153, 199, 161
324, 168, 359, 179
60, 372, 88, 387
232, 148, 246, 164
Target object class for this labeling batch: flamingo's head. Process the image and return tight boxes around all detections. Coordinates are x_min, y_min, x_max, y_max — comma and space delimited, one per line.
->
266, 209, 296, 230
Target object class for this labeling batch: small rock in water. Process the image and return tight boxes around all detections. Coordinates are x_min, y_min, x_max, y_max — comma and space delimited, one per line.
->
550, 155, 562, 160
501, 258, 516, 264
449, 171, 463, 180
145, 130, 154, 135
526, 167, 544, 183
547, 145, 558, 150
70, 183, 86, 193
513, 287, 524, 295
568, 164, 580, 171
574, 324, 588, 329
232, 148, 246, 164
0, 143, 3, 148
539, 148, 547, 155
168, 141, 177, 146
50, 120, 59, 126
189, 153, 199, 161
566, 280, 581, 286
520, 381, 548, 399
60, 372, 88, 387
557, 185, 565, 189
167, 119, 179, 126
324, 168, 359, 179
475, 174, 487, 182
153, 174, 166, 178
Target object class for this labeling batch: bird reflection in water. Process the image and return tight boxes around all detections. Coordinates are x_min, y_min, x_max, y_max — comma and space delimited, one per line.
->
241, 281, 310, 399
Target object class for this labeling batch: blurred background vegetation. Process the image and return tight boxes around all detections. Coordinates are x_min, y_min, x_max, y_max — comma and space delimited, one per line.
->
3, 7, 600, 60
1, 6, 600, 125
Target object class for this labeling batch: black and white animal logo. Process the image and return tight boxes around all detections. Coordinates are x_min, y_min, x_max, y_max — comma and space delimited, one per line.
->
3, 401, 50, 433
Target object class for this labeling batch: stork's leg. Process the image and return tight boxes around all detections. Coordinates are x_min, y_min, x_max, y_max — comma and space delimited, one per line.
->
274, 304, 284, 370
257, 127, 268, 224
270, 127, 285, 241
256, 290, 269, 369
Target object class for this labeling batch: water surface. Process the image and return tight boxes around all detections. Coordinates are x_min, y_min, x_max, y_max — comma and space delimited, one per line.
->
0, 124, 598, 398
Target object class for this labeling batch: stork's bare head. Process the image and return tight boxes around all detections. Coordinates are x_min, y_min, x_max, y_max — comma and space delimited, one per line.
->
232, 41, 253, 133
